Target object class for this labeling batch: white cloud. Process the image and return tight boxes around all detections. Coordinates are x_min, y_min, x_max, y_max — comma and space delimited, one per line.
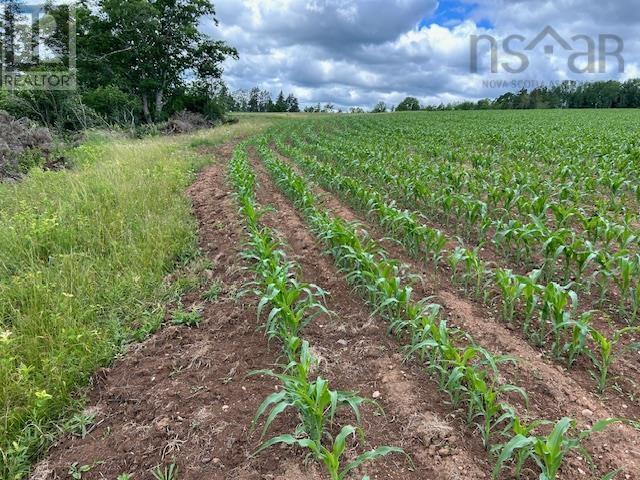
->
207, 0, 640, 109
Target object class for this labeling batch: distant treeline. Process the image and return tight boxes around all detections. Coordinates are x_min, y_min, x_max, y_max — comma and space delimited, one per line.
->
223, 87, 300, 112
226, 79, 640, 117
365, 79, 640, 114
429, 79, 640, 111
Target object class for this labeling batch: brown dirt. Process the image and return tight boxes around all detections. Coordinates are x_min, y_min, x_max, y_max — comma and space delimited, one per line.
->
249, 147, 494, 479
264, 147, 640, 479
29, 143, 311, 480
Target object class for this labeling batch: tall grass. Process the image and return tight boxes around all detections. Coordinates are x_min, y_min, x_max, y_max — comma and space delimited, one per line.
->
0, 117, 276, 478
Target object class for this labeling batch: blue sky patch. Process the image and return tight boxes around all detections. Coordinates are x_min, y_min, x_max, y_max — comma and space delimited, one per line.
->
420, 0, 494, 29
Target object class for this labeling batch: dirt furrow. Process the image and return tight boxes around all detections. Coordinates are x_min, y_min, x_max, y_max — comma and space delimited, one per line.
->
249, 147, 494, 479
265, 148, 640, 478
29, 144, 310, 480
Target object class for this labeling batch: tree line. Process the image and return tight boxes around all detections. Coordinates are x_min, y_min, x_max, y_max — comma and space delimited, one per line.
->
0, 0, 238, 131
225, 87, 300, 112
389, 80, 640, 112
454, 80, 640, 110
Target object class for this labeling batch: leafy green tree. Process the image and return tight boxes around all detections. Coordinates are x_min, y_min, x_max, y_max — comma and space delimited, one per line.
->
248, 87, 260, 112
83, 85, 140, 125
621, 79, 640, 107
1, 0, 21, 71
46, 0, 237, 122
214, 83, 237, 112
396, 96, 420, 111
371, 101, 387, 113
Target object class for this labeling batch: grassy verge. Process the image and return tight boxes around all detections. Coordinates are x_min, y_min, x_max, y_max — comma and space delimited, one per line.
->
0, 115, 278, 478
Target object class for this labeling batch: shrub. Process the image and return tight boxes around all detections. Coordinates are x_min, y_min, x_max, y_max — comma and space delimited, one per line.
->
1, 90, 99, 131
0, 111, 53, 178
83, 86, 141, 126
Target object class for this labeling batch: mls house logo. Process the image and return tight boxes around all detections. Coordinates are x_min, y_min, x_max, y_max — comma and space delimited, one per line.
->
0, 1, 76, 90
470, 26, 625, 74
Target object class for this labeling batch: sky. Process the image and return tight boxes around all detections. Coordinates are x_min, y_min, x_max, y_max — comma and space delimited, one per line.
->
204, 0, 639, 110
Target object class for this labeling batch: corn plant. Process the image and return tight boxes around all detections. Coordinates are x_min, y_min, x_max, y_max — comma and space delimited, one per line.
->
570, 239, 597, 287
492, 417, 623, 480
151, 464, 178, 480
613, 254, 639, 316
592, 252, 615, 307
588, 327, 640, 393
541, 229, 571, 282
491, 417, 551, 478
467, 374, 524, 449
448, 246, 466, 284
495, 269, 525, 323
516, 270, 543, 338
255, 277, 329, 344
255, 425, 405, 480
388, 295, 439, 335
463, 247, 489, 299
563, 312, 594, 368
252, 344, 368, 443
539, 283, 577, 356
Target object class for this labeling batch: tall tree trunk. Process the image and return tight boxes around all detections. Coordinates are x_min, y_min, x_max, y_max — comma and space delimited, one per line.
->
154, 89, 164, 121
142, 95, 151, 123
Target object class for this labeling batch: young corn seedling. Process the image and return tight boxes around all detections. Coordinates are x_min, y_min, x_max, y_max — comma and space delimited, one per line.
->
463, 247, 488, 299
541, 229, 571, 282
589, 326, 640, 393
592, 252, 614, 307
424, 227, 447, 268
495, 269, 526, 324
517, 270, 543, 338
448, 246, 466, 285
255, 425, 406, 480
255, 276, 329, 344
563, 312, 594, 368
389, 297, 440, 340
613, 254, 639, 316
492, 417, 624, 480
570, 239, 597, 288
465, 357, 527, 449
491, 416, 552, 479
404, 315, 453, 368
539, 283, 577, 357
550, 204, 578, 228
251, 345, 368, 444
434, 342, 486, 410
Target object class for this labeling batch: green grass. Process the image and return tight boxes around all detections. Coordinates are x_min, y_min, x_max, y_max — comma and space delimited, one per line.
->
0, 116, 277, 478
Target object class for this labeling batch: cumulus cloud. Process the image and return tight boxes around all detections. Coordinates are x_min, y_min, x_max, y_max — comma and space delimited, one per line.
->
206, 0, 639, 109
